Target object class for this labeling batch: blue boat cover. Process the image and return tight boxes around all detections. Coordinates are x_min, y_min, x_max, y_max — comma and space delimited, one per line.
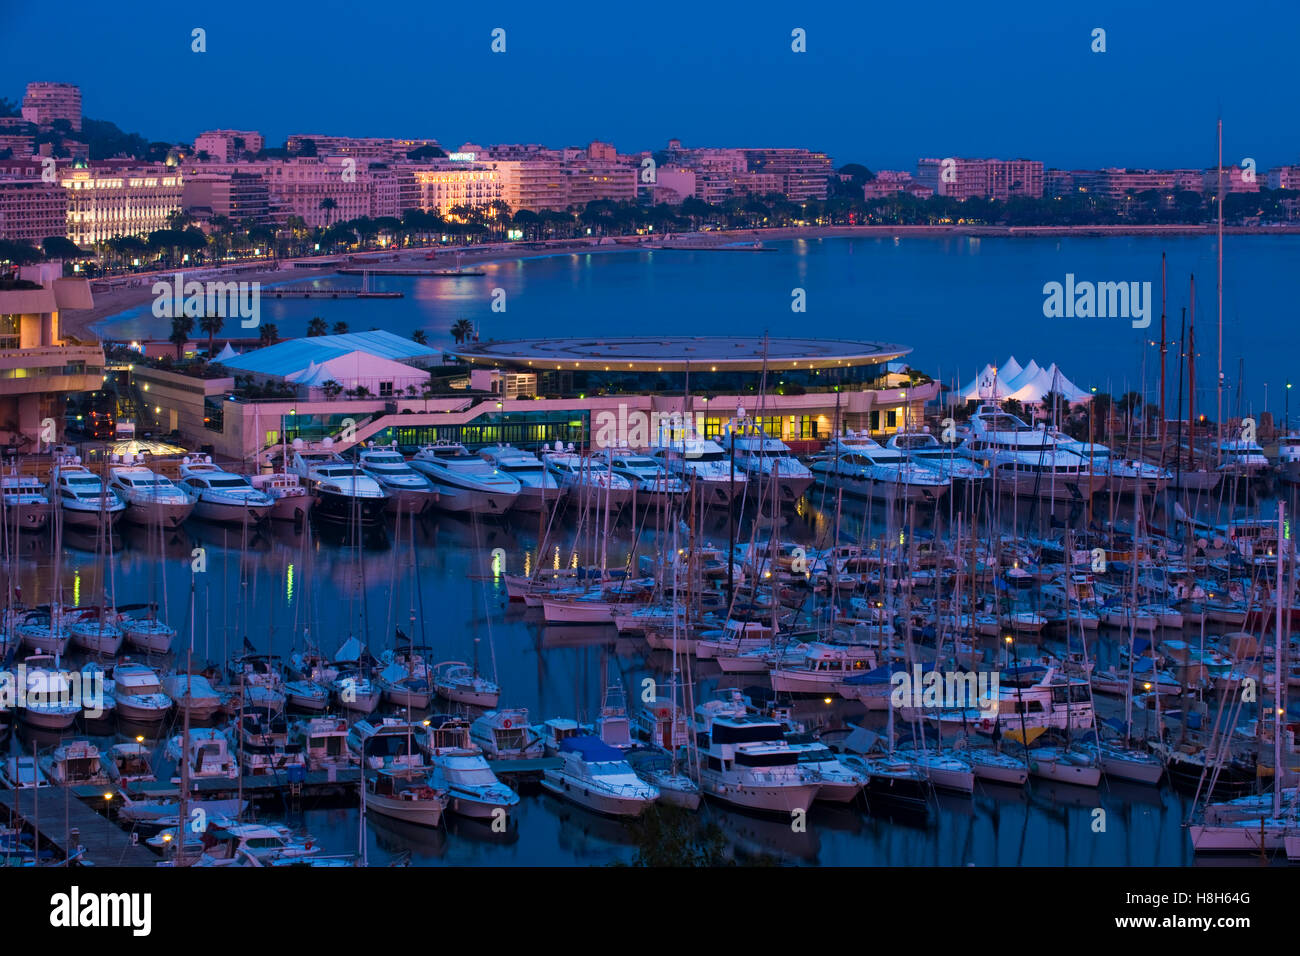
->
560, 736, 625, 761
844, 663, 910, 685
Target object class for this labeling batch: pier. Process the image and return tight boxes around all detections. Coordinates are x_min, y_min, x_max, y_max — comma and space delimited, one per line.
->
336, 267, 486, 277
105, 768, 362, 802
265, 288, 404, 298
0, 788, 158, 866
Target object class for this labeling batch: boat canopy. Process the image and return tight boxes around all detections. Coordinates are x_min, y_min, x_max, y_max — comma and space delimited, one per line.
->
559, 736, 624, 762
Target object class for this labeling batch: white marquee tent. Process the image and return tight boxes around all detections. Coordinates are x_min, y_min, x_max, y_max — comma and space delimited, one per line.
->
957, 357, 1092, 405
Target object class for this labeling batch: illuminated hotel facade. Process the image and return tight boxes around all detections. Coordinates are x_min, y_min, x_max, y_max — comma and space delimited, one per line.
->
60, 166, 184, 247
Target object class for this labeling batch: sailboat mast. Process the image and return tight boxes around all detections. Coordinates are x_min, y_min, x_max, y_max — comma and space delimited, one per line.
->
1216, 119, 1224, 464
1274, 500, 1285, 818
1159, 252, 1167, 455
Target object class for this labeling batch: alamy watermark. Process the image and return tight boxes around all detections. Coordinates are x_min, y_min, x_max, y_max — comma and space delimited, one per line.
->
152, 272, 261, 328
1042, 273, 1152, 328
593, 404, 709, 458
891, 666, 1000, 717
0, 665, 107, 718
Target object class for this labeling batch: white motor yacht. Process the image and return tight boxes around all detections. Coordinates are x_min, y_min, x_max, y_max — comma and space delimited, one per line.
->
956, 405, 1102, 501
107, 661, 173, 723
0, 474, 51, 532
542, 448, 633, 516
357, 442, 438, 515
178, 455, 273, 524
165, 728, 240, 781
162, 672, 224, 720
469, 708, 545, 760
51, 457, 126, 527
540, 735, 660, 816
290, 447, 389, 525
107, 456, 197, 527
606, 449, 688, 508
727, 424, 814, 502
694, 693, 820, 813
810, 432, 950, 504
885, 429, 990, 484
431, 659, 500, 708
421, 715, 520, 820
650, 438, 747, 508
479, 444, 565, 512
409, 442, 520, 515
248, 472, 311, 523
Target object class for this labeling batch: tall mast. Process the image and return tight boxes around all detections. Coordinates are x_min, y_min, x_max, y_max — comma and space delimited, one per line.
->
1216, 118, 1224, 464
1189, 275, 1196, 470
1159, 252, 1167, 456
1273, 500, 1285, 819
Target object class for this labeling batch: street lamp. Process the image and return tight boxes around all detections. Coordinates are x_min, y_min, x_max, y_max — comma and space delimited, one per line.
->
1287, 383, 1292, 433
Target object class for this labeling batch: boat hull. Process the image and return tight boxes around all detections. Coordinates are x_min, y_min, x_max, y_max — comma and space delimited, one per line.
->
540, 773, 655, 816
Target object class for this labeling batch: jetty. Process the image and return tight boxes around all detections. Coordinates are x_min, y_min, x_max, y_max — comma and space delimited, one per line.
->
336, 267, 486, 277
265, 288, 403, 299
0, 788, 158, 866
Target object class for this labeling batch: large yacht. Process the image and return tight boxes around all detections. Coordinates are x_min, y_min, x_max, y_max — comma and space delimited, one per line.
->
421, 715, 521, 821
348, 717, 448, 827
606, 448, 687, 508
478, 445, 565, 512
809, 432, 950, 503
956, 405, 1102, 501
409, 442, 521, 515
51, 457, 126, 528
356, 442, 438, 515
0, 474, 51, 532
1049, 431, 1170, 495
178, 455, 274, 524
290, 447, 388, 525
107, 456, 197, 527
539, 735, 660, 816
650, 439, 748, 507
693, 691, 820, 813
542, 449, 634, 517
726, 424, 814, 502
884, 429, 990, 484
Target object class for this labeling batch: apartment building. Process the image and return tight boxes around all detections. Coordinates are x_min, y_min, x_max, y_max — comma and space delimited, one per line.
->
916, 157, 1044, 200
193, 130, 265, 162
21, 82, 81, 131
0, 178, 67, 243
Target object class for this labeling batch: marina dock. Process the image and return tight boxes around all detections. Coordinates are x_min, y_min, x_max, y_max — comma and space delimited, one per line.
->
336, 267, 487, 276
0, 789, 158, 866
265, 288, 404, 298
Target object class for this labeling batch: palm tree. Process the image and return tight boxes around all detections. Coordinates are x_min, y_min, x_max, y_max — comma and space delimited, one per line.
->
306, 316, 328, 337
259, 323, 279, 347
331, 321, 350, 335
321, 380, 343, 400
319, 197, 338, 227
411, 330, 428, 345
199, 313, 224, 358
450, 319, 474, 345
169, 315, 195, 360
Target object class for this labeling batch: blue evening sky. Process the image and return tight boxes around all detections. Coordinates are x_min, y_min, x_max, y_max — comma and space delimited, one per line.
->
2, 0, 1295, 171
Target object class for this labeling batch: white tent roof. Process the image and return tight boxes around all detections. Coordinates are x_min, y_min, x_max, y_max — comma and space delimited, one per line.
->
958, 359, 1093, 404
1004, 360, 1042, 392
214, 342, 239, 361
1042, 363, 1091, 401
998, 356, 1024, 385
957, 364, 1016, 401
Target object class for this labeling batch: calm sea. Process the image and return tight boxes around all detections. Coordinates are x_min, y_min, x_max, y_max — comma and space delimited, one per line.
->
99, 235, 1300, 418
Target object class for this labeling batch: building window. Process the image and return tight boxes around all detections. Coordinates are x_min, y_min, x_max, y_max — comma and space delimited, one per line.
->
379, 382, 394, 398
0, 313, 18, 350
